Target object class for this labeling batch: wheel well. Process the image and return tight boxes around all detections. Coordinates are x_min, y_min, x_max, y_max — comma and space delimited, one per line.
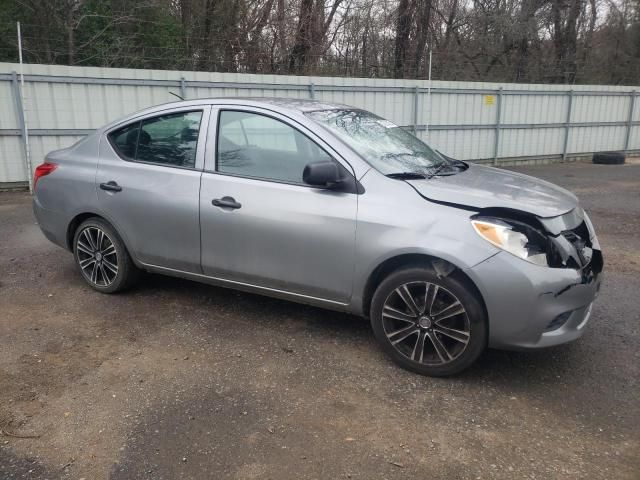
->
66, 213, 141, 268
361, 254, 487, 321
66, 213, 104, 250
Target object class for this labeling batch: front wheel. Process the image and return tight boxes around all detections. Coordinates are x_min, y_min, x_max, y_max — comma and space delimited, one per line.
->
370, 267, 487, 377
73, 217, 139, 293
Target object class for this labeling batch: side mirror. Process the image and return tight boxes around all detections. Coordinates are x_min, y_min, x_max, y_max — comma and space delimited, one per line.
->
303, 161, 341, 188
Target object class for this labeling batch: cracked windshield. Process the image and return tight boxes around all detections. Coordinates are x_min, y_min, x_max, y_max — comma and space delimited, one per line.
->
306, 109, 452, 176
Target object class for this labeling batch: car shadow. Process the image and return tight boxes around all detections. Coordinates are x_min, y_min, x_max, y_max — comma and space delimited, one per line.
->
129, 271, 371, 338
128, 271, 585, 386
62, 266, 619, 433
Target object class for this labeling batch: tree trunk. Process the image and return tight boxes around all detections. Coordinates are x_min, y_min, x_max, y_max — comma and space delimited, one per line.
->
551, 0, 582, 83
180, 0, 193, 68
289, 0, 315, 72
277, 0, 287, 69
361, 5, 372, 74
247, 0, 275, 71
412, 0, 432, 77
394, 0, 412, 78
67, 23, 75, 65
222, 0, 240, 72
199, 0, 217, 70
513, 0, 540, 82
578, 0, 597, 81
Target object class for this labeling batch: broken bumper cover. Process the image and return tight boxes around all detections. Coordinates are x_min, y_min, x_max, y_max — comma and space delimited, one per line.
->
467, 250, 602, 350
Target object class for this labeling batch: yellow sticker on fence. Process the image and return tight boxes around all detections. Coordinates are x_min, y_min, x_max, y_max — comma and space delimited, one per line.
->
484, 95, 495, 105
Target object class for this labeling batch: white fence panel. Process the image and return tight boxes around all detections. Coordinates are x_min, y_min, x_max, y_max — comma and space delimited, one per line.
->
500, 128, 566, 158
1, 62, 639, 184
420, 129, 496, 160
569, 126, 627, 153
429, 92, 496, 126
629, 127, 640, 150
0, 79, 18, 129
0, 136, 24, 183
572, 94, 630, 123
502, 94, 568, 125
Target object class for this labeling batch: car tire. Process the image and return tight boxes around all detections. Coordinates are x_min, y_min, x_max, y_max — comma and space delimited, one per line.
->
370, 267, 487, 377
73, 217, 139, 293
592, 152, 625, 165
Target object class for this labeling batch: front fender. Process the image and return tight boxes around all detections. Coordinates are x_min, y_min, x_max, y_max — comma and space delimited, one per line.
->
349, 172, 499, 316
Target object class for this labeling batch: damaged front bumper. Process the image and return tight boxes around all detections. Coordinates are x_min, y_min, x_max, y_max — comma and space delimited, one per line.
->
466, 209, 603, 350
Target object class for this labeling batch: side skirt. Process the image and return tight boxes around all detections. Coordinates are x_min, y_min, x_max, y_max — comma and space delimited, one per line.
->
140, 262, 352, 313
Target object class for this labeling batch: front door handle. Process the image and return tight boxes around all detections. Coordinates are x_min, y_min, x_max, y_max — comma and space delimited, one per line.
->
212, 196, 241, 210
100, 181, 122, 192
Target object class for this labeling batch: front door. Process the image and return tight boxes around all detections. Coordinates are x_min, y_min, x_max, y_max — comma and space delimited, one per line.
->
97, 107, 210, 272
199, 108, 358, 304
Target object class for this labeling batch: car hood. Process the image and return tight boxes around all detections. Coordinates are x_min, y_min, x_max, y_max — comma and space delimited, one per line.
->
406, 163, 579, 218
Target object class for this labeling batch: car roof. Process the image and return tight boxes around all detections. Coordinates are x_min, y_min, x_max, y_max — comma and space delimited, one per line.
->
213, 97, 353, 113
99, 97, 353, 133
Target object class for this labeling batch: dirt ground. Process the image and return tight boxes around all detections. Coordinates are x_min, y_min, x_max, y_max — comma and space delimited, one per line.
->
0, 162, 638, 480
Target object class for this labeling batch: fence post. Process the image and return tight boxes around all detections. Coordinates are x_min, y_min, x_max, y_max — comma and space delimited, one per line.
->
308, 82, 315, 99
493, 87, 503, 165
562, 90, 574, 161
624, 90, 636, 151
180, 75, 187, 100
413, 85, 420, 134
10, 71, 31, 191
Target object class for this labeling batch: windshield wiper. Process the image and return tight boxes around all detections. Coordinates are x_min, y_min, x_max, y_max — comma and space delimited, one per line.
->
425, 163, 447, 179
386, 172, 427, 180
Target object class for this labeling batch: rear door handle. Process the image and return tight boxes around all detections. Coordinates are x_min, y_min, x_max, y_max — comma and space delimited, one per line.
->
212, 196, 241, 210
100, 181, 122, 192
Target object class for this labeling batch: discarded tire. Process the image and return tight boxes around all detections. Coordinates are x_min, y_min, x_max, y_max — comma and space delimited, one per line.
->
593, 152, 625, 165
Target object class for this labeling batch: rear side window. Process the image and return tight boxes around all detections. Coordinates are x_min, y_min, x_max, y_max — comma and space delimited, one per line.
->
108, 110, 203, 168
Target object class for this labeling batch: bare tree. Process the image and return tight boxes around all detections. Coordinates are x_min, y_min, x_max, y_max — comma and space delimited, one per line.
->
551, 0, 583, 82
3, 0, 639, 83
394, 0, 412, 76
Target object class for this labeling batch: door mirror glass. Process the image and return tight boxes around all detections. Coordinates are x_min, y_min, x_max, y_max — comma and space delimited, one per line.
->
303, 161, 341, 187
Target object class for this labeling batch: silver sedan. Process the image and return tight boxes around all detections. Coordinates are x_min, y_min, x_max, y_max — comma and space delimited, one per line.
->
32, 98, 603, 376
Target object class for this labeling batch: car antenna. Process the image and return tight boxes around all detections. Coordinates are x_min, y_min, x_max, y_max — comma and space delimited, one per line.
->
169, 91, 184, 101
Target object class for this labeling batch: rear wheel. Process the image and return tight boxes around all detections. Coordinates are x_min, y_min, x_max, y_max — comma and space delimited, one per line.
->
370, 267, 487, 376
73, 218, 139, 293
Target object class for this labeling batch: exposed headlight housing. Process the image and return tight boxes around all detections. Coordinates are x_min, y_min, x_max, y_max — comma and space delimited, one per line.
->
471, 217, 548, 266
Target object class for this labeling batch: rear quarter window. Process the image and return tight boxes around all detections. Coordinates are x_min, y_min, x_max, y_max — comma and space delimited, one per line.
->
109, 123, 140, 159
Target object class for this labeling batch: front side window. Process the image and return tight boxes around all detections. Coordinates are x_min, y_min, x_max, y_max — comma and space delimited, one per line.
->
217, 110, 333, 183
108, 110, 203, 168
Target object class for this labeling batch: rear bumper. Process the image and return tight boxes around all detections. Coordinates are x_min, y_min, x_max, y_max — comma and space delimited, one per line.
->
467, 251, 602, 350
33, 197, 68, 250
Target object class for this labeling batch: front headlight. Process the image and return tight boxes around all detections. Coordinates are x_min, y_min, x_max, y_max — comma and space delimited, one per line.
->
471, 218, 548, 266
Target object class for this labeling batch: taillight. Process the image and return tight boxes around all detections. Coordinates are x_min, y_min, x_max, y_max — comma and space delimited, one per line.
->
34, 162, 58, 189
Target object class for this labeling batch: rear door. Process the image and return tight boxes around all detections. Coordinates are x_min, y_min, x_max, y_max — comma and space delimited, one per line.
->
97, 106, 210, 272
199, 107, 358, 304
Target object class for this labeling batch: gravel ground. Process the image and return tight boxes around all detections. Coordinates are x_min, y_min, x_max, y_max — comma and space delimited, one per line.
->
0, 161, 638, 479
